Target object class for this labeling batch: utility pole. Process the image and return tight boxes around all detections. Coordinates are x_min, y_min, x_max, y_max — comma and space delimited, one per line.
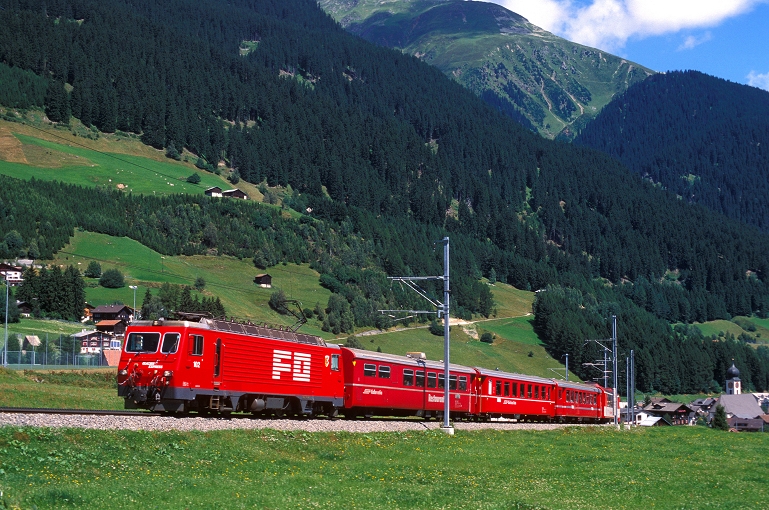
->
583, 314, 619, 427
380, 237, 453, 435
3, 283, 8, 367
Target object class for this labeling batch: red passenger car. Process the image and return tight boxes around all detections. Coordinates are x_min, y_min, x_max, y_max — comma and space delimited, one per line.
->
339, 348, 476, 419
553, 380, 605, 422
473, 368, 556, 420
117, 318, 344, 416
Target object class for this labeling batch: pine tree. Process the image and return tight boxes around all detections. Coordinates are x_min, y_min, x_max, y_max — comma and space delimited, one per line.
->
711, 404, 729, 431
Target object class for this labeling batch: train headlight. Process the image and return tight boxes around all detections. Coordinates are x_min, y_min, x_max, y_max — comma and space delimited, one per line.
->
119, 369, 128, 376
163, 370, 174, 378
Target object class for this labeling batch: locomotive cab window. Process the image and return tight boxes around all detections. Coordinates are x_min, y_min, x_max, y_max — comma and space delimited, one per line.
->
378, 365, 391, 379
188, 334, 204, 356
415, 370, 425, 387
331, 354, 340, 371
161, 333, 180, 354
364, 364, 376, 377
126, 333, 160, 353
403, 369, 414, 386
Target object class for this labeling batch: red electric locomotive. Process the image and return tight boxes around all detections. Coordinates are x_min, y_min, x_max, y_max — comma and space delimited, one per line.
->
117, 318, 344, 416
339, 348, 476, 419
473, 368, 556, 421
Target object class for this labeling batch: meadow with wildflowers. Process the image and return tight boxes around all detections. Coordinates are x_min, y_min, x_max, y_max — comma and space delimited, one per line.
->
0, 425, 767, 509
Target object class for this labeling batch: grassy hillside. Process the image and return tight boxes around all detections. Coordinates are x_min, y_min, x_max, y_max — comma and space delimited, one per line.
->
0, 115, 566, 378
40, 229, 551, 375
0, 118, 254, 198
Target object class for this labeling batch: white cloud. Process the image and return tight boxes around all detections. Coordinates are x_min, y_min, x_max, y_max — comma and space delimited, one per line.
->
493, 0, 768, 52
747, 71, 769, 90
677, 32, 712, 51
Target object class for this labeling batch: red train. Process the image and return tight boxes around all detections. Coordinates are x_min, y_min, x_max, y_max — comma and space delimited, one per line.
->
117, 317, 614, 423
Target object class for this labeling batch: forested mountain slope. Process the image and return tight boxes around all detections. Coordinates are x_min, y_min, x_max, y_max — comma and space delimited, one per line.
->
1, 0, 769, 393
318, 0, 654, 139
575, 71, 769, 233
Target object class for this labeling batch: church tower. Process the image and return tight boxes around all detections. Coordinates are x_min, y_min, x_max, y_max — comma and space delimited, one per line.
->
725, 362, 741, 395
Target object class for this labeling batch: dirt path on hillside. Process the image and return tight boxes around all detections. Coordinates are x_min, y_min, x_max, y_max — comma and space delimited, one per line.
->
0, 127, 28, 164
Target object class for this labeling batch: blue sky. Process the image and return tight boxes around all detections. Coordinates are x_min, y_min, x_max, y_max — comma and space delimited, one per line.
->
491, 0, 769, 90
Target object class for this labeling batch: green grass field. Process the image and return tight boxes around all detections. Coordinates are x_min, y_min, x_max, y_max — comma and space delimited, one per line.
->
0, 422, 766, 509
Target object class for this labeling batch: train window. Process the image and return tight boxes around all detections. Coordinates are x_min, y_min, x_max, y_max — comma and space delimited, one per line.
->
378, 365, 391, 379
161, 333, 180, 354
438, 374, 445, 389
189, 334, 204, 356
416, 371, 425, 387
427, 373, 437, 388
459, 376, 467, 391
495, 380, 501, 396
449, 375, 457, 390
512, 382, 518, 397
504, 381, 510, 396
527, 385, 532, 398
126, 333, 160, 353
403, 369, 414, 386
364, 364, 376, 377
331, 354, 340, 371
214, 339, 222, 377
534, 386, 539, 399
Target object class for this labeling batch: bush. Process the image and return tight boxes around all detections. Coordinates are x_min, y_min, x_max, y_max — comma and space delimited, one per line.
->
194, 277, 206, 291
186, 173, 201, 184
268, 289, 287, 314
480, 332, 494, 344
99, 268, 125, 288
344, 336, 362, 349
429, 320, 444, 336
84, 260, 102, 278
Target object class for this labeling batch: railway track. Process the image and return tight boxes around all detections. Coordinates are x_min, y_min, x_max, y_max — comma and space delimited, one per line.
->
0, 407, 162, 417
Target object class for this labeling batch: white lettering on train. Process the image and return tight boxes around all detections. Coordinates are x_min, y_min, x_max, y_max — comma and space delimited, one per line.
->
272, 349, 311, 382
428, 394, 445, 403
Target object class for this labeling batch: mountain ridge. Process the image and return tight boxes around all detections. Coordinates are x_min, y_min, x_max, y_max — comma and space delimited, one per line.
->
319, 0, 654, 138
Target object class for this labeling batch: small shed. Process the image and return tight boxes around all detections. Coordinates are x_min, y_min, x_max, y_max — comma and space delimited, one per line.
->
223, 188, 248, 199
22, 335, 41, 351
205, 186, 223, 197
254, 274, 272, 288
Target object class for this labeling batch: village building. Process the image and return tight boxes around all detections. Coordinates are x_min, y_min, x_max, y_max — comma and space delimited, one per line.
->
0, 263, 23, 286
91, 304, 133, 323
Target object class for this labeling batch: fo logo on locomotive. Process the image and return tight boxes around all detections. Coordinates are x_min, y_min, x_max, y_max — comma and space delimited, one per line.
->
272, 349, 311, 382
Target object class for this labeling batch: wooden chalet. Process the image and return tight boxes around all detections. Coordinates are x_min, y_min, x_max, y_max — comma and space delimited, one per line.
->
96, 319, 127, 337
204, 186, 223, 197
253, 273, 272, 288
222, 188, 248, 199
92, 304, 133, 323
